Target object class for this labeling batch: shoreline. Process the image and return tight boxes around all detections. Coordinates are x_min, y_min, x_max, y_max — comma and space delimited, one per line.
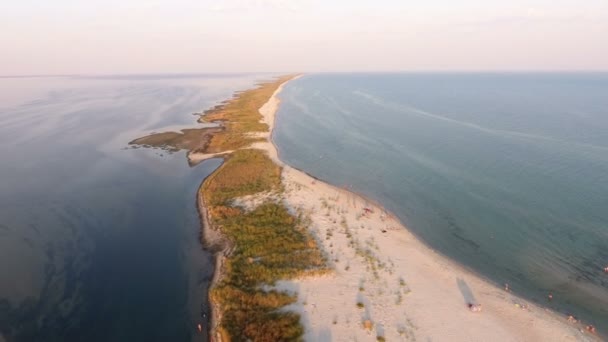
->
192, 75, 319, 341
252, 77, 599, 340
196, 168, 229, 340
125, 74, 603, 340
187, 74, 601, 341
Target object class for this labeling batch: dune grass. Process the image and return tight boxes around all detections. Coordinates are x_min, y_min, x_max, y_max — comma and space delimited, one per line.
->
204, 149, 282, 207
129, 75, 295, 156
203, 150, 327, 341
199, 75, 329, 341
200, 75, 296, 153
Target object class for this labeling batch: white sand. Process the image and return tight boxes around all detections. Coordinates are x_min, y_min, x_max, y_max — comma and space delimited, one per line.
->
187, 150, 233, 165
245, 77, 599, 341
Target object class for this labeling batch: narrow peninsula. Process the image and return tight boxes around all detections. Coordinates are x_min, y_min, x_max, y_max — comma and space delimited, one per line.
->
132, 75, 599, 342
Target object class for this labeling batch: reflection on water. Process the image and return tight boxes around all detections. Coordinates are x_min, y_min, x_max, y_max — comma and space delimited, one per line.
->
0, 74, 268, 341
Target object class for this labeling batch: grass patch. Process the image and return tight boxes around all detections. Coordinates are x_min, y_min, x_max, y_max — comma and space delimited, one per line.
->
200, 87, 331, 340
213, 202, 326, 287
204, 149, 282, 209
204, 151, 327, 340
134, 75, 315, 340
205, 157, 327, 340
131, 75, 295, 155
201, 75, 296, 152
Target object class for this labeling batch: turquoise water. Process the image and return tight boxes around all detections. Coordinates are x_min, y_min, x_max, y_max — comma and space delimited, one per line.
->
274, 73, 608, 330
0, 74, 269, 341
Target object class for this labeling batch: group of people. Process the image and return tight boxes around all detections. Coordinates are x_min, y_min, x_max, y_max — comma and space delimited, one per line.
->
570, 315, 597, 334
503, 283, 600, 335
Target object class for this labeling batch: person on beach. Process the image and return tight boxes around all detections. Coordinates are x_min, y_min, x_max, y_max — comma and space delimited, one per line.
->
504, 283, 510, 292
548, 292, 553, 301
604, 265, 608, 273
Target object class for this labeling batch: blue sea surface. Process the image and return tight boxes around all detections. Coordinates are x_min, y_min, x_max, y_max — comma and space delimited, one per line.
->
274, 73, 608, 329
0, 73, 270, 341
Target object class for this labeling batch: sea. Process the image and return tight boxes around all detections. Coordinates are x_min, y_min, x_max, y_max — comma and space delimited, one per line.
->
273, 73, 608, 331
0, 73, 270, 342
1, 72, 606, 340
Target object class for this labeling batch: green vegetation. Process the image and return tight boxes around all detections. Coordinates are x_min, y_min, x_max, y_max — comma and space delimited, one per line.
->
210, 201, 326, 287
198, 76, 329, 341
132, 75, 320, 340
128, 127, 222, 153
129, 76, 295, 156
204, 149, 283, 210
201, 75, 296, 152
205, 152, 326, 340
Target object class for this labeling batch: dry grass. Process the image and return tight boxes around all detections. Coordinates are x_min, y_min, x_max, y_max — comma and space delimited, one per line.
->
198, 75, 330, 341
129, 75, 294, 155
204, 149, 283, 209
201, 75, 296, 152
203, 151, 327, 340
128, 127, 221, 152
132, 75, 314, 340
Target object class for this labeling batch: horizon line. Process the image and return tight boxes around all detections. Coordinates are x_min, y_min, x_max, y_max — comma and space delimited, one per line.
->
2, 70, 608, 78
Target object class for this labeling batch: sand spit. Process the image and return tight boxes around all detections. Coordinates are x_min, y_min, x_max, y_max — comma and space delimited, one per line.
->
241, 77, 599, 341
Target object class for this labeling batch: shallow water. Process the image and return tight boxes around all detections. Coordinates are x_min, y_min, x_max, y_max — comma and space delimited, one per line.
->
0, 74, 268, 341
274, 73, 608, 330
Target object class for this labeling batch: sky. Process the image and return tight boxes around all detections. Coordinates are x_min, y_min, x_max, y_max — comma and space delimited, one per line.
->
1, 0, 607, 75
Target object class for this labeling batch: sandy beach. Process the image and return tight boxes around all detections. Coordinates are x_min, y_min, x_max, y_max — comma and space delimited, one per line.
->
230, 77, 600, 341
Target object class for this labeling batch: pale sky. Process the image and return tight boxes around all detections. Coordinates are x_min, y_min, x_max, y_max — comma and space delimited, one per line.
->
1, 0, 607, 75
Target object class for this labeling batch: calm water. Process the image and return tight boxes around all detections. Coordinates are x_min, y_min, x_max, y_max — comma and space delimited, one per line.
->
0, 74, 268, 341
274, 73, 608, 329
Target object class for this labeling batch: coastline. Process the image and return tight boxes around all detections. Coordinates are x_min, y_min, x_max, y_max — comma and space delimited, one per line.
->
132, 76, 309, 341
196, 168, 230, 340
184, 74, 601, 341
251, 77, 598, 341
193, 75, 327, 341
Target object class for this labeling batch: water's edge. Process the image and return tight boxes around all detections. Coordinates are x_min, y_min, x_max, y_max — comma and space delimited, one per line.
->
271, 74, 606, 337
